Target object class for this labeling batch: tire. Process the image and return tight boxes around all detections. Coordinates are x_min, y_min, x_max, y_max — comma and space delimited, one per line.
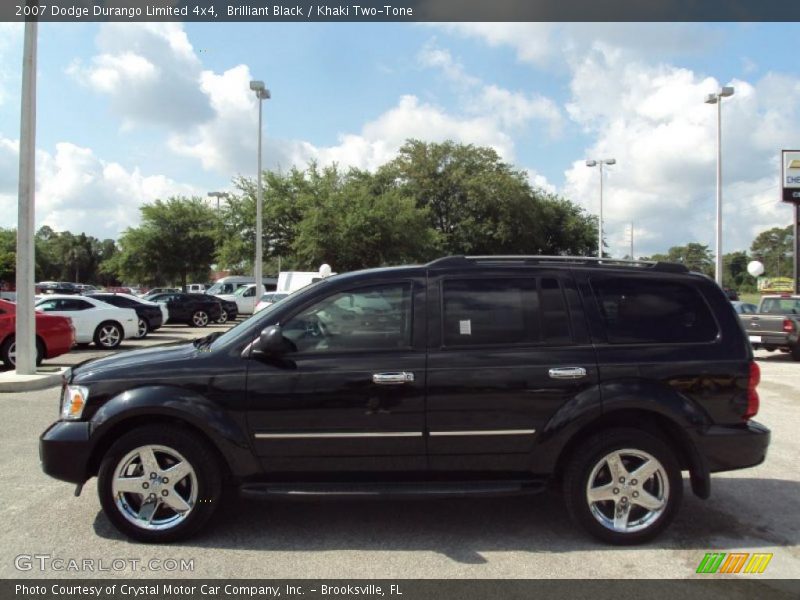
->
97, 425, 222, 543
190, 310, 209, 328
563, 428, 683, 545
215, 309, 228, 325
136, 318, 150, 339
93, 321, 123, 349
791, 345, 800, 362
0, 337, 43, 367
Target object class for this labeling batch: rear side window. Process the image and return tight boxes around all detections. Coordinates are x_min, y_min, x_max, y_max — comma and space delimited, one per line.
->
442, 277, 572, 347
592, 278, 718, 344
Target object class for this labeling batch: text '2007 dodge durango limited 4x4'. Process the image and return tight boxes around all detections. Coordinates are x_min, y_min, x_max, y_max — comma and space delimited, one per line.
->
40, 256, 769, 544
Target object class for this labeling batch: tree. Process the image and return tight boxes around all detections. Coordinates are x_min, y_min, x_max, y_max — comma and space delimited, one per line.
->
649, 243, 714, 276
109, 197, 217, 287
378, 140, 596, 255
723, 251, 751, 291
0, 228, 15, 286
750, 225, 793, 278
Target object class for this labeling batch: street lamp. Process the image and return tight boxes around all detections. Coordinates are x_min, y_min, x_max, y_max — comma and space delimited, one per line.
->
207, 191, 228, 211
586, 158, 616, 258
250, 80, 270, 300
705, 85, 734, 286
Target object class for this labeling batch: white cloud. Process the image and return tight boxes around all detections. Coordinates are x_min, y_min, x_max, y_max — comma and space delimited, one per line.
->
560, 45, 799, 256
0, 137, 198, 239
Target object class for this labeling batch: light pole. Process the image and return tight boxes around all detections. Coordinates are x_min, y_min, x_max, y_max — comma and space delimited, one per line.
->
207, 191, 228, 211
705, 86, 734, 286
249, 80, 270, 300
586, 158, 616, 258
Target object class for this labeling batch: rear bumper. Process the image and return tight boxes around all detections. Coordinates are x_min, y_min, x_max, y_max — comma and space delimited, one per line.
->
694, 421, 770, 473
39, 421, 92, 484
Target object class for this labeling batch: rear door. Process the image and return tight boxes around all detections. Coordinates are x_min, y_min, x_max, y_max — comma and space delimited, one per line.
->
425, 267, 599, 472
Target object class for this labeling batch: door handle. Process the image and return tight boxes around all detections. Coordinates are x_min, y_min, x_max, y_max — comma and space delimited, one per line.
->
372, 372, 415, 385
548, 367, 587, 380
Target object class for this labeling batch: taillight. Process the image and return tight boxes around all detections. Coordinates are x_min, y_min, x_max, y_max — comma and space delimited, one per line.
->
744, 361, 760, 421
783, 318, 796, 334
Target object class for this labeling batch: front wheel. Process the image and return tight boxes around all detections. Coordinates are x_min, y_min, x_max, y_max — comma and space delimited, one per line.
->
190, 310, 209, 327
136, 318, 149, 339
563, 428, 683, 545
97, 426, 222, 543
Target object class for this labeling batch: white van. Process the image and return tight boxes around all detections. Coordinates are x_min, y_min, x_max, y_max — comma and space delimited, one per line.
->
206, 276, 276, 296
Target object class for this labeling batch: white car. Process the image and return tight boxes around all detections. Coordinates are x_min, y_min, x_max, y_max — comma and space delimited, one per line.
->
254, 292, 290, 313
35, 294, 139, 349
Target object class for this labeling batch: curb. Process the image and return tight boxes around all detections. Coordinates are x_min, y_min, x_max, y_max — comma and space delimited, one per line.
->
0, 368, 66, 393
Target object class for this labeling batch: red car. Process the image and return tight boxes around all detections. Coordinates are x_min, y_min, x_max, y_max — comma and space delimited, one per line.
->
0, 299, 75, 367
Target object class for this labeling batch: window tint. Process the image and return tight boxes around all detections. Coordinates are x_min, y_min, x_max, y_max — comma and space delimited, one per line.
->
62, 299, 93, 311
592, 278, 718, 344
282, 284, 412, 353
36, 299, 62, 311
442, 278, 571, 347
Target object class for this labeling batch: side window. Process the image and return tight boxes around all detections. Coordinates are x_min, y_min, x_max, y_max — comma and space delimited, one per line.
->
282, 283, 412, 353
63, 299, 92, 311
442, 278, 572, 347
592, 277, 719, 344
36, 299, 62, 312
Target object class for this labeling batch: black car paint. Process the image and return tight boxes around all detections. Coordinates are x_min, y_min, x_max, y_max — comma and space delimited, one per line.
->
40, 261, 769, 501
89, 293, 164, 331
146, 292, 222, 324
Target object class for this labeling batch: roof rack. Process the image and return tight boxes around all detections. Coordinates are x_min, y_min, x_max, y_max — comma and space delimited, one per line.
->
426, 255, 688, 273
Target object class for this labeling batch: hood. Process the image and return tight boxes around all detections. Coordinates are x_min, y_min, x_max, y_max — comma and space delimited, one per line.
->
71, 340, 199, 383
216, 294, 237, 302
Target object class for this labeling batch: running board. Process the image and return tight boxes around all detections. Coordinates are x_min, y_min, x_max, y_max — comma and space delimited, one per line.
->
239, 480, 547, 499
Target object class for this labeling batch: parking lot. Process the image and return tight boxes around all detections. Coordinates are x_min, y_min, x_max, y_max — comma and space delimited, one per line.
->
0, 323, 798, 580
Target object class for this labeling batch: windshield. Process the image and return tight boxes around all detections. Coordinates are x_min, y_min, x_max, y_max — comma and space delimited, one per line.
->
760, 298, 800, 315
207, 282, 235, 295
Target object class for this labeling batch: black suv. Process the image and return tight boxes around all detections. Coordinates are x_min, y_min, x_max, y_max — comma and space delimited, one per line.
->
145, 292, 222, 327
40, 256, 769, 544
88, 293, 164, 338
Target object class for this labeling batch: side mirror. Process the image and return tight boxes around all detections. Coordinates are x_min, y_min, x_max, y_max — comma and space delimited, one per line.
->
257, 325, 288, 354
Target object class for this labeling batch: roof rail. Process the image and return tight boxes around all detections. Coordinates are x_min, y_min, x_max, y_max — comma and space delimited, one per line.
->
425, 255, 688, 273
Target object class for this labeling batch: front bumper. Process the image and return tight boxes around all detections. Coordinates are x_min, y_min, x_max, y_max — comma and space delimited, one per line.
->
695, 421, 770, 473
39, 421, 92, 484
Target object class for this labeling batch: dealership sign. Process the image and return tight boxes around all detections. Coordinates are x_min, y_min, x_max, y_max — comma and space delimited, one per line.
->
783, 149, 800, 202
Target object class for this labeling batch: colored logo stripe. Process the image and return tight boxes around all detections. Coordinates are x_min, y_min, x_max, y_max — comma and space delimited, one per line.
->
697, 553, 726, 574
696, 552, 773, 574
744, 553, 773, 574
720, 553, 748, 574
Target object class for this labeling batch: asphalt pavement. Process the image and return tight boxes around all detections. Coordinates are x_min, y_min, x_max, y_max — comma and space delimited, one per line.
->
0, 325, 797, 580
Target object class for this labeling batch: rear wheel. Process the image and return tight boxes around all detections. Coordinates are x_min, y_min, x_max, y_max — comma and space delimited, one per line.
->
563, 428, 683, 545
136, 318, 149, 339
190, 310, 209, 327
0, 337, 43, 367
216, 309, 228, 325
97, 425, 222, 542
791, 344, 800, 362
94, 322, 123, 349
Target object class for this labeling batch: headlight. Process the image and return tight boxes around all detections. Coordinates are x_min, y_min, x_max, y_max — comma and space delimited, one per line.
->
61, 385, 89, 420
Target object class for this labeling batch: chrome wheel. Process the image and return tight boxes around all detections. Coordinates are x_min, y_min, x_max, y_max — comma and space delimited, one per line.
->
97, 324, 121, 348
217, 309, 228, 324
586, 448, 669, 534
7, 341, 15, 366
192, 311, 209, 327
137, 318, 149, 338
111, 444, 198, 531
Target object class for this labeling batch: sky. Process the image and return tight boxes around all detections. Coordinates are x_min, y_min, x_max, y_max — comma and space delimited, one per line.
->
0, 21, 798, 259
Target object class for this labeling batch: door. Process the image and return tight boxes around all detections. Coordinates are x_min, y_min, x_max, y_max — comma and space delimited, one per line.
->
246, 278, 427, 473
425, 269, 599, 472
36, 297, 94, 342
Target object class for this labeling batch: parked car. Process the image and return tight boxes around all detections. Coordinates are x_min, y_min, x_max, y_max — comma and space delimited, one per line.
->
145, 292, 222, 327
39, 256, 769, 544
731, 301, 758, 315
34, 294, 138, 349
723, 288, 739, 301
185, 283, 210, 294
37, 281, 80, 295
88, 293, 164, 339
254, 292, 289, 313
76, 284, 99, 294
140, 287, 180, 298
738, 294, 800, 360
0, 298, 75, 367
215, 297, 239, 324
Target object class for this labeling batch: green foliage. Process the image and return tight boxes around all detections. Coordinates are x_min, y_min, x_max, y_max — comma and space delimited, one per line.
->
109, 197, 217, 287
0, 228, 15, 284
749, 225, 793, 278
648, 243, 714, 276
